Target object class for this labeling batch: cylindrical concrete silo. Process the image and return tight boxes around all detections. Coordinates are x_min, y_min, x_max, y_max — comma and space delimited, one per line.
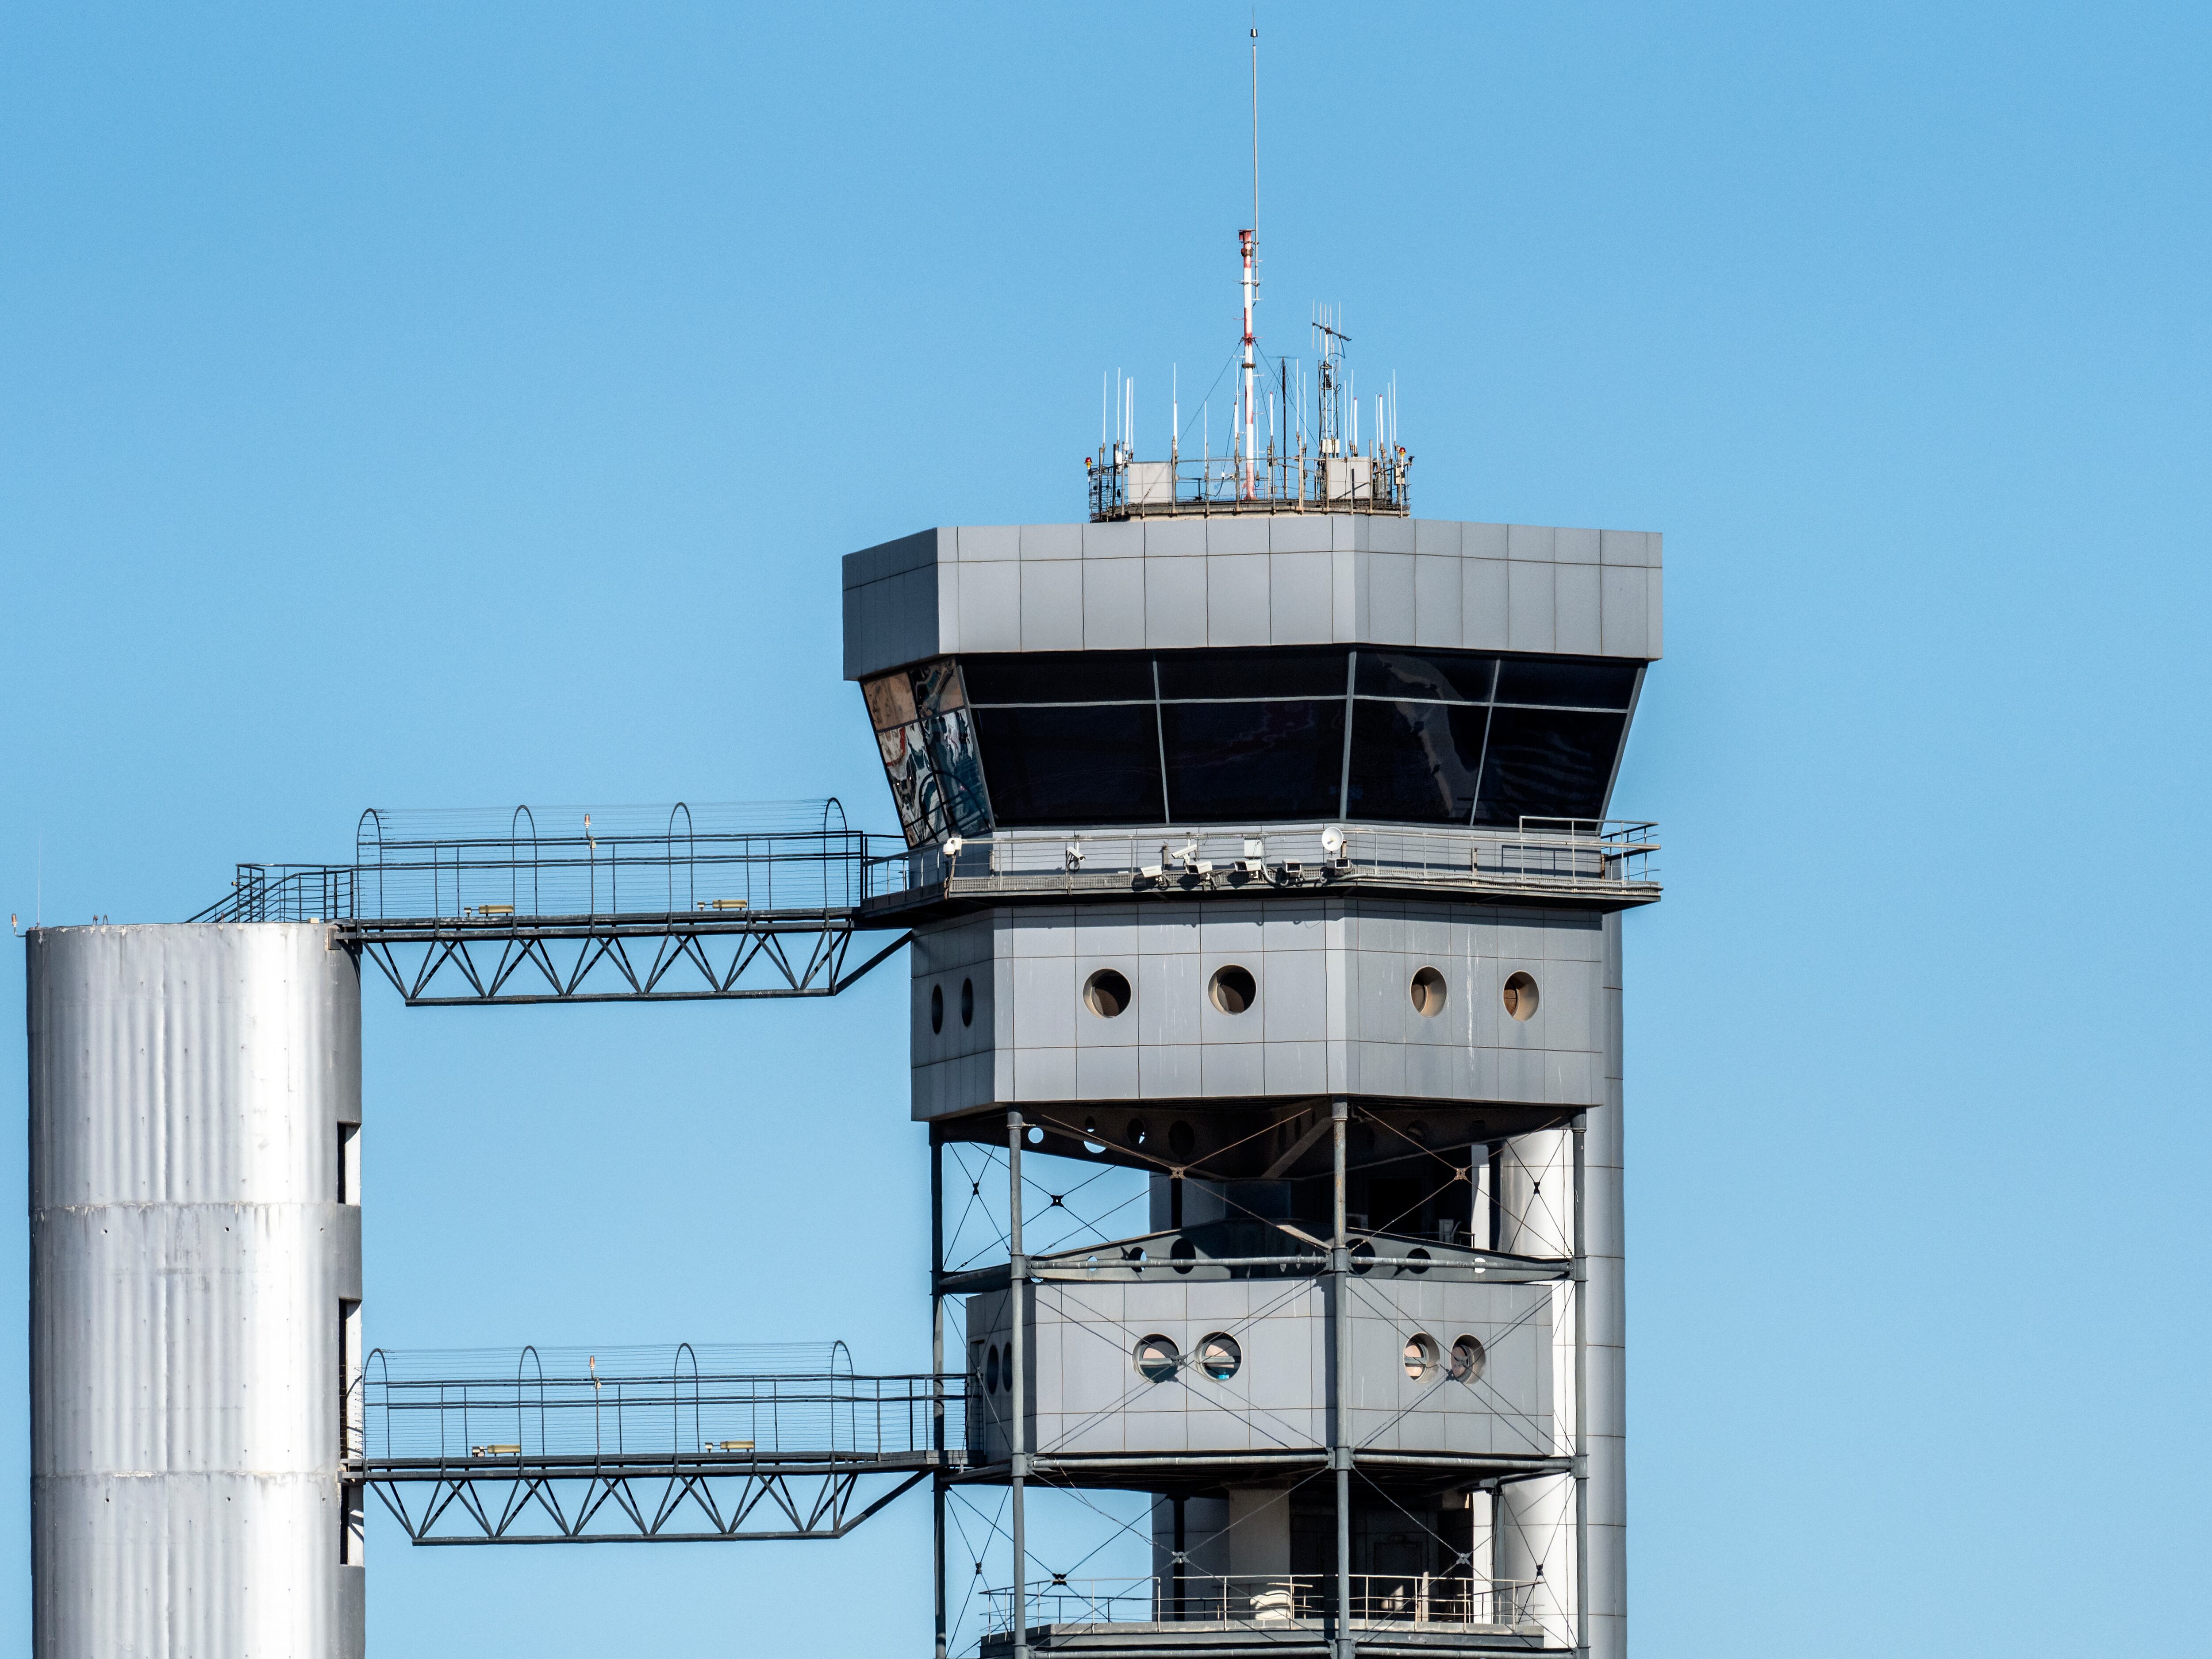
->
29, 923, 364, 1659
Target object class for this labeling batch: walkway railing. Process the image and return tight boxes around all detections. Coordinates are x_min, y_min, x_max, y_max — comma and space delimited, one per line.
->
192, 800, 899, 924
983, 1573, 1542, 1633
354, 1343, 961, 1467
867, 818, 1659, 906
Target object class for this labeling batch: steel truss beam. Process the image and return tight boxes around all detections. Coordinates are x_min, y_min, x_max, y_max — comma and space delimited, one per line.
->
346, 917, 910, 1006
361, 1456, 934, 1543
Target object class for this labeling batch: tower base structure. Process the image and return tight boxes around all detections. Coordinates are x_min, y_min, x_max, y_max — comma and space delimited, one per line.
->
28, 924, 365, 1659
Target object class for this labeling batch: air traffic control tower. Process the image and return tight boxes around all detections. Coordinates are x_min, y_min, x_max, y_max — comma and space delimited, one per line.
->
849, 495, 1662, 1658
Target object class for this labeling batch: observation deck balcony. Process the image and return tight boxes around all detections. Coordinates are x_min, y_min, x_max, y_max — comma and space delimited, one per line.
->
862, 819, 1659, 923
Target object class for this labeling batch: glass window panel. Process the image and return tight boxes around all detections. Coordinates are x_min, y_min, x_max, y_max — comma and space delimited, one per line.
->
911, 658, 968, 713
1161, 701, 1347, 822
960, 651, 1156, 704
1346, 701, 1487, 823
921, 706, 992, 837
970, 705, 1165, 825
1155, 646, 1349, 700
876, 720, 945, 845
1492, 656, 1638, 710
1354, 650, 1497, 703
1473, 708, 1627, 828
862, 672, 919, 731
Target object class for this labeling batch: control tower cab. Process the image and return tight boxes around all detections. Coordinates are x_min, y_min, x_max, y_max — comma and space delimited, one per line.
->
849, 510, 1661, 1659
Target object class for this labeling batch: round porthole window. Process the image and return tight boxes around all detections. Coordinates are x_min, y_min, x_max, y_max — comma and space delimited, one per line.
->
1450, 1336, 1487, 1384
985, 1345, 1001, 1395
960, 977, 975, 1026
1170, 1237, 1197, 1276
930, 984, 945, 1033
1502, 971, 1539, 1021
1198, 1333, 1242, 1381
1134, 1335, 1180, 1383
1403, 1333, 1441, 1382
1085, 968, 1132, 1018
1410, 967, 1447, 1017
1208, 964, 1256, 1015
1168, 1120, 1195, 1157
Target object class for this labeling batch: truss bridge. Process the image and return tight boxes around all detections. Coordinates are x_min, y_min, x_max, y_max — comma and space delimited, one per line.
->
350, 1344, 965, 1544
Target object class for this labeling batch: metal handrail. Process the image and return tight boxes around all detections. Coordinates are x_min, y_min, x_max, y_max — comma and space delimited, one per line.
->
982, 1573, 1542, 1633
864, 819, 1659, 904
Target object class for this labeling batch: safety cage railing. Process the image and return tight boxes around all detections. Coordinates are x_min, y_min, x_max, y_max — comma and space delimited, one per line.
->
350, 1344, 965, 1467
189, 800, 906, 926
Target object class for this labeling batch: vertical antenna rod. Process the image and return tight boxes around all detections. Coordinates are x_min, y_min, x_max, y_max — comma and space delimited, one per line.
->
1240, 20, 1259, 499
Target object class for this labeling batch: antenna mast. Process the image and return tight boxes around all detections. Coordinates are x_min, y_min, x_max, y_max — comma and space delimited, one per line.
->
1240, 21, 1259, 499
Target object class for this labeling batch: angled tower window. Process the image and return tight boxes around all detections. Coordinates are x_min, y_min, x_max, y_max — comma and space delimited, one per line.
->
1345, 699, 1487, 823
1473, 707, 1626, 827
862, 661, 995, 846
1161, 699, 1346, 822
970, 704, 1164, 825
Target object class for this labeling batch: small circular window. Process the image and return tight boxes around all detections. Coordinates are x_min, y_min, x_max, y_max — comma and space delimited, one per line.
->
930, 984, 945, 1033
1198, 1333, 1242, 1381
1450, 1336, 1487, 1384
985, 1344, 1001, 1394
1410, 967, 1447, 1017
1403, 1333, 1441, 1382
1502, 971, 1539, 1021
961, 977, 975, 1026
1125, 1117, 1148, 1149
1134, 1335, 1180, 1382
1168, 1120, 1195, 1157
1208, 964, 1256, 1015
1085, 968, 1132, 1018
1170, 1237, 1197, 1276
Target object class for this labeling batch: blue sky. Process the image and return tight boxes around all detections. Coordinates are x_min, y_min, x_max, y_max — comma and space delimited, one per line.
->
3, 3, 2207, 1654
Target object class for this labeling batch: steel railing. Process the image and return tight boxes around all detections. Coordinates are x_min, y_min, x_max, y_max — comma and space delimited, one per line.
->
983, 1573, 1542, 1633
190, 801, 906, 924
351, 1345, 964, 1467
866, 818, 1658, 903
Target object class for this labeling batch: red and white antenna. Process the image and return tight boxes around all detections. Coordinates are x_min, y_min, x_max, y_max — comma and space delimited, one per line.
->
1239, 21, 1259, 499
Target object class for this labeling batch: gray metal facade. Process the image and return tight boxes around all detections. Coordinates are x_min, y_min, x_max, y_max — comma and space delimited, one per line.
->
911, 899, 1609, 1121
843, 517, 1663, 681
28, 924, 365, 1659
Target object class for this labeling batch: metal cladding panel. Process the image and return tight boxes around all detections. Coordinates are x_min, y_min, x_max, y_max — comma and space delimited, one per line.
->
842, 517, 1664, 678
910, 901, 1608, 1120
964, 1277, 1546, 1464
28, 924, 362, 1659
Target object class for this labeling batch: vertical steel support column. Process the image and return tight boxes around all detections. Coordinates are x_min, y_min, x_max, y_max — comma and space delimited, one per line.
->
1572, 1115, 1590, 1659
1329, 1099, 1353, 1659
1007, 1112, 1028, 1659
1586, 914, 1631, 1659
931, 1134, 947, 1659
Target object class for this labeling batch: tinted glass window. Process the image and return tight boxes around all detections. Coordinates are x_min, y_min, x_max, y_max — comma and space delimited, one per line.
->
1354, 651, 1496, 704
972, 706, 1165, 824
1493, 657, 1637, 710
1155, 647, 1348, 700
961, 651, 1155, 704
1473, 708, 1626, 827
1161, 701, 1346, 822
1346, 702, 1488, 823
